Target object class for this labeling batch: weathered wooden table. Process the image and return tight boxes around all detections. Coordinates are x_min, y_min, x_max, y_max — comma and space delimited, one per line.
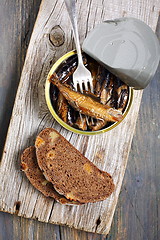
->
0, 0, 159, 239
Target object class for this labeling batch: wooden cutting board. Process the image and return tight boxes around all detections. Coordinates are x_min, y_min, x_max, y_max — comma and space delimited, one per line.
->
0, 0, 159, 235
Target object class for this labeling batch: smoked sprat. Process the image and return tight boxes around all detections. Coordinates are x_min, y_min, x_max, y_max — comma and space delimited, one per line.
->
49, 54, 129, 131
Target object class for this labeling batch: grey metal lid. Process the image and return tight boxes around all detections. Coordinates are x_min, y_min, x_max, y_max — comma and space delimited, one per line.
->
82, 17, 160, 89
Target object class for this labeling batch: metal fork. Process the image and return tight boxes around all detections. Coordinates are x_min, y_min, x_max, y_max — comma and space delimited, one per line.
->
64, 0, 93, 94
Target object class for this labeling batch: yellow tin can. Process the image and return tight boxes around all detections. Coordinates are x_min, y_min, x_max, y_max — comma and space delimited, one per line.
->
45, 50, 133, 135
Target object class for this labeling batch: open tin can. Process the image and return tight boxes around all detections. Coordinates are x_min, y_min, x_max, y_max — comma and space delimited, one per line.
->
45, 50, 133, 135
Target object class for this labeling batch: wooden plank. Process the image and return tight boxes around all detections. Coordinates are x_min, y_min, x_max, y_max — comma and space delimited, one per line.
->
0, 0, 159, 235
0, 0, 41, 157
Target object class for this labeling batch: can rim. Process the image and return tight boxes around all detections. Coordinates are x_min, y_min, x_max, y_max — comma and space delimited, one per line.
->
45, 50, 133, 135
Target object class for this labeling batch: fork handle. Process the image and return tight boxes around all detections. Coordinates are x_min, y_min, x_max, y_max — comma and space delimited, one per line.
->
64, 0, 83, 65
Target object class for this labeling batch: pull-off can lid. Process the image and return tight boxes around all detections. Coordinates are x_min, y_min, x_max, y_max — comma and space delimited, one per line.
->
82, 17, 160, 89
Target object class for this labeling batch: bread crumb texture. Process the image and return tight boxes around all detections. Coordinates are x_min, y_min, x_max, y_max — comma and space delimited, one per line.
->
35, 128, 115, 203
35, 136, 45, 148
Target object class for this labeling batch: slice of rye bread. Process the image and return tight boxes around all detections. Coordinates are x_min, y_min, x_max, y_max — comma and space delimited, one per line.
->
35, 128, 115, 203
21, 146, 82, 205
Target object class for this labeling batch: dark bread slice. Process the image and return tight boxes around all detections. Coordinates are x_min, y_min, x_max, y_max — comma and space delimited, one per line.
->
21, 146, 82, 205
35, 128, 115, 203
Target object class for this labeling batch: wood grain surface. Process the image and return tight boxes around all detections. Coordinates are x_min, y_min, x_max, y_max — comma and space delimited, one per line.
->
0, 0, 160, 239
